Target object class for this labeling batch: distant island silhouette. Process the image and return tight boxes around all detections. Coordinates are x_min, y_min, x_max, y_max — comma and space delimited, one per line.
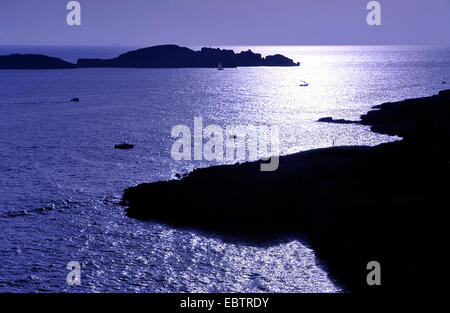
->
0, 45, 300, 69
0, 54, 77, 69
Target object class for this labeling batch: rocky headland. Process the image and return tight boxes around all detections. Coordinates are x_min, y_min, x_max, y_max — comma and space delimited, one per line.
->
122, 90, 450, 292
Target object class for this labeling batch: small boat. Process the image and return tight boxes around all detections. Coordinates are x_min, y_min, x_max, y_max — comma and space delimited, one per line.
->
114, 143, 134, 150
443, 81, 447, 85
70, 97, 80, 102
217, 62, 224, 70
299, 80, 309, 87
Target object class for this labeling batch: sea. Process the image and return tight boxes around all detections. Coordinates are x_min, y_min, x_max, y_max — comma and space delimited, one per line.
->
0, 45, 449, 292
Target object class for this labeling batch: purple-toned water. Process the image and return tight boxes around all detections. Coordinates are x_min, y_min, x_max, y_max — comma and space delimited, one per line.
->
0, 45, 448, 292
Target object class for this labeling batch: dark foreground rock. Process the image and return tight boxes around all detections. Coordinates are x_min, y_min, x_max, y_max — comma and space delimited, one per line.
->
77, 45, 299, 68
0, 54, 77, 69
123, 90, 450, 292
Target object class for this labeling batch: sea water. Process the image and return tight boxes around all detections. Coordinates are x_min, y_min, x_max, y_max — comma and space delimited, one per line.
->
0, 45, 448, 292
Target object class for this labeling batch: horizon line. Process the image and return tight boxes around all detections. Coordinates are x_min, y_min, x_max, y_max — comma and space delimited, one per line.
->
1, 43, 449, 48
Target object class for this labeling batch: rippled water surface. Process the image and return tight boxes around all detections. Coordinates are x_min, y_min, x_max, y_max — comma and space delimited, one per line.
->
0, 46, 449, 292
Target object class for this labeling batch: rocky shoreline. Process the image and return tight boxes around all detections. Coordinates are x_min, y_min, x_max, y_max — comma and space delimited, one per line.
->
122, 90, 450, 292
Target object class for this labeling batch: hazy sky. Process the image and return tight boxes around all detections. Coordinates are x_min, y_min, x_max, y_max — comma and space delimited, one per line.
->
0, 0, 449, 46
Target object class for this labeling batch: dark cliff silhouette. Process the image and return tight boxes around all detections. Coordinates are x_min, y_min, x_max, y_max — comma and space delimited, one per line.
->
77, 45, 300, 68
0, 45, 300, 69
122, 90, 450, 293
0, 54, 76, 69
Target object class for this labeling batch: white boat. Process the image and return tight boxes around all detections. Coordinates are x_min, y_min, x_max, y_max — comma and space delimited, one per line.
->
217, 62, 224, 70
299, 80, 308, 87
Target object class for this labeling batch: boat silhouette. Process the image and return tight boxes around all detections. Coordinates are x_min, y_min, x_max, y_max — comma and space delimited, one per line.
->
114, 143, 134, 149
